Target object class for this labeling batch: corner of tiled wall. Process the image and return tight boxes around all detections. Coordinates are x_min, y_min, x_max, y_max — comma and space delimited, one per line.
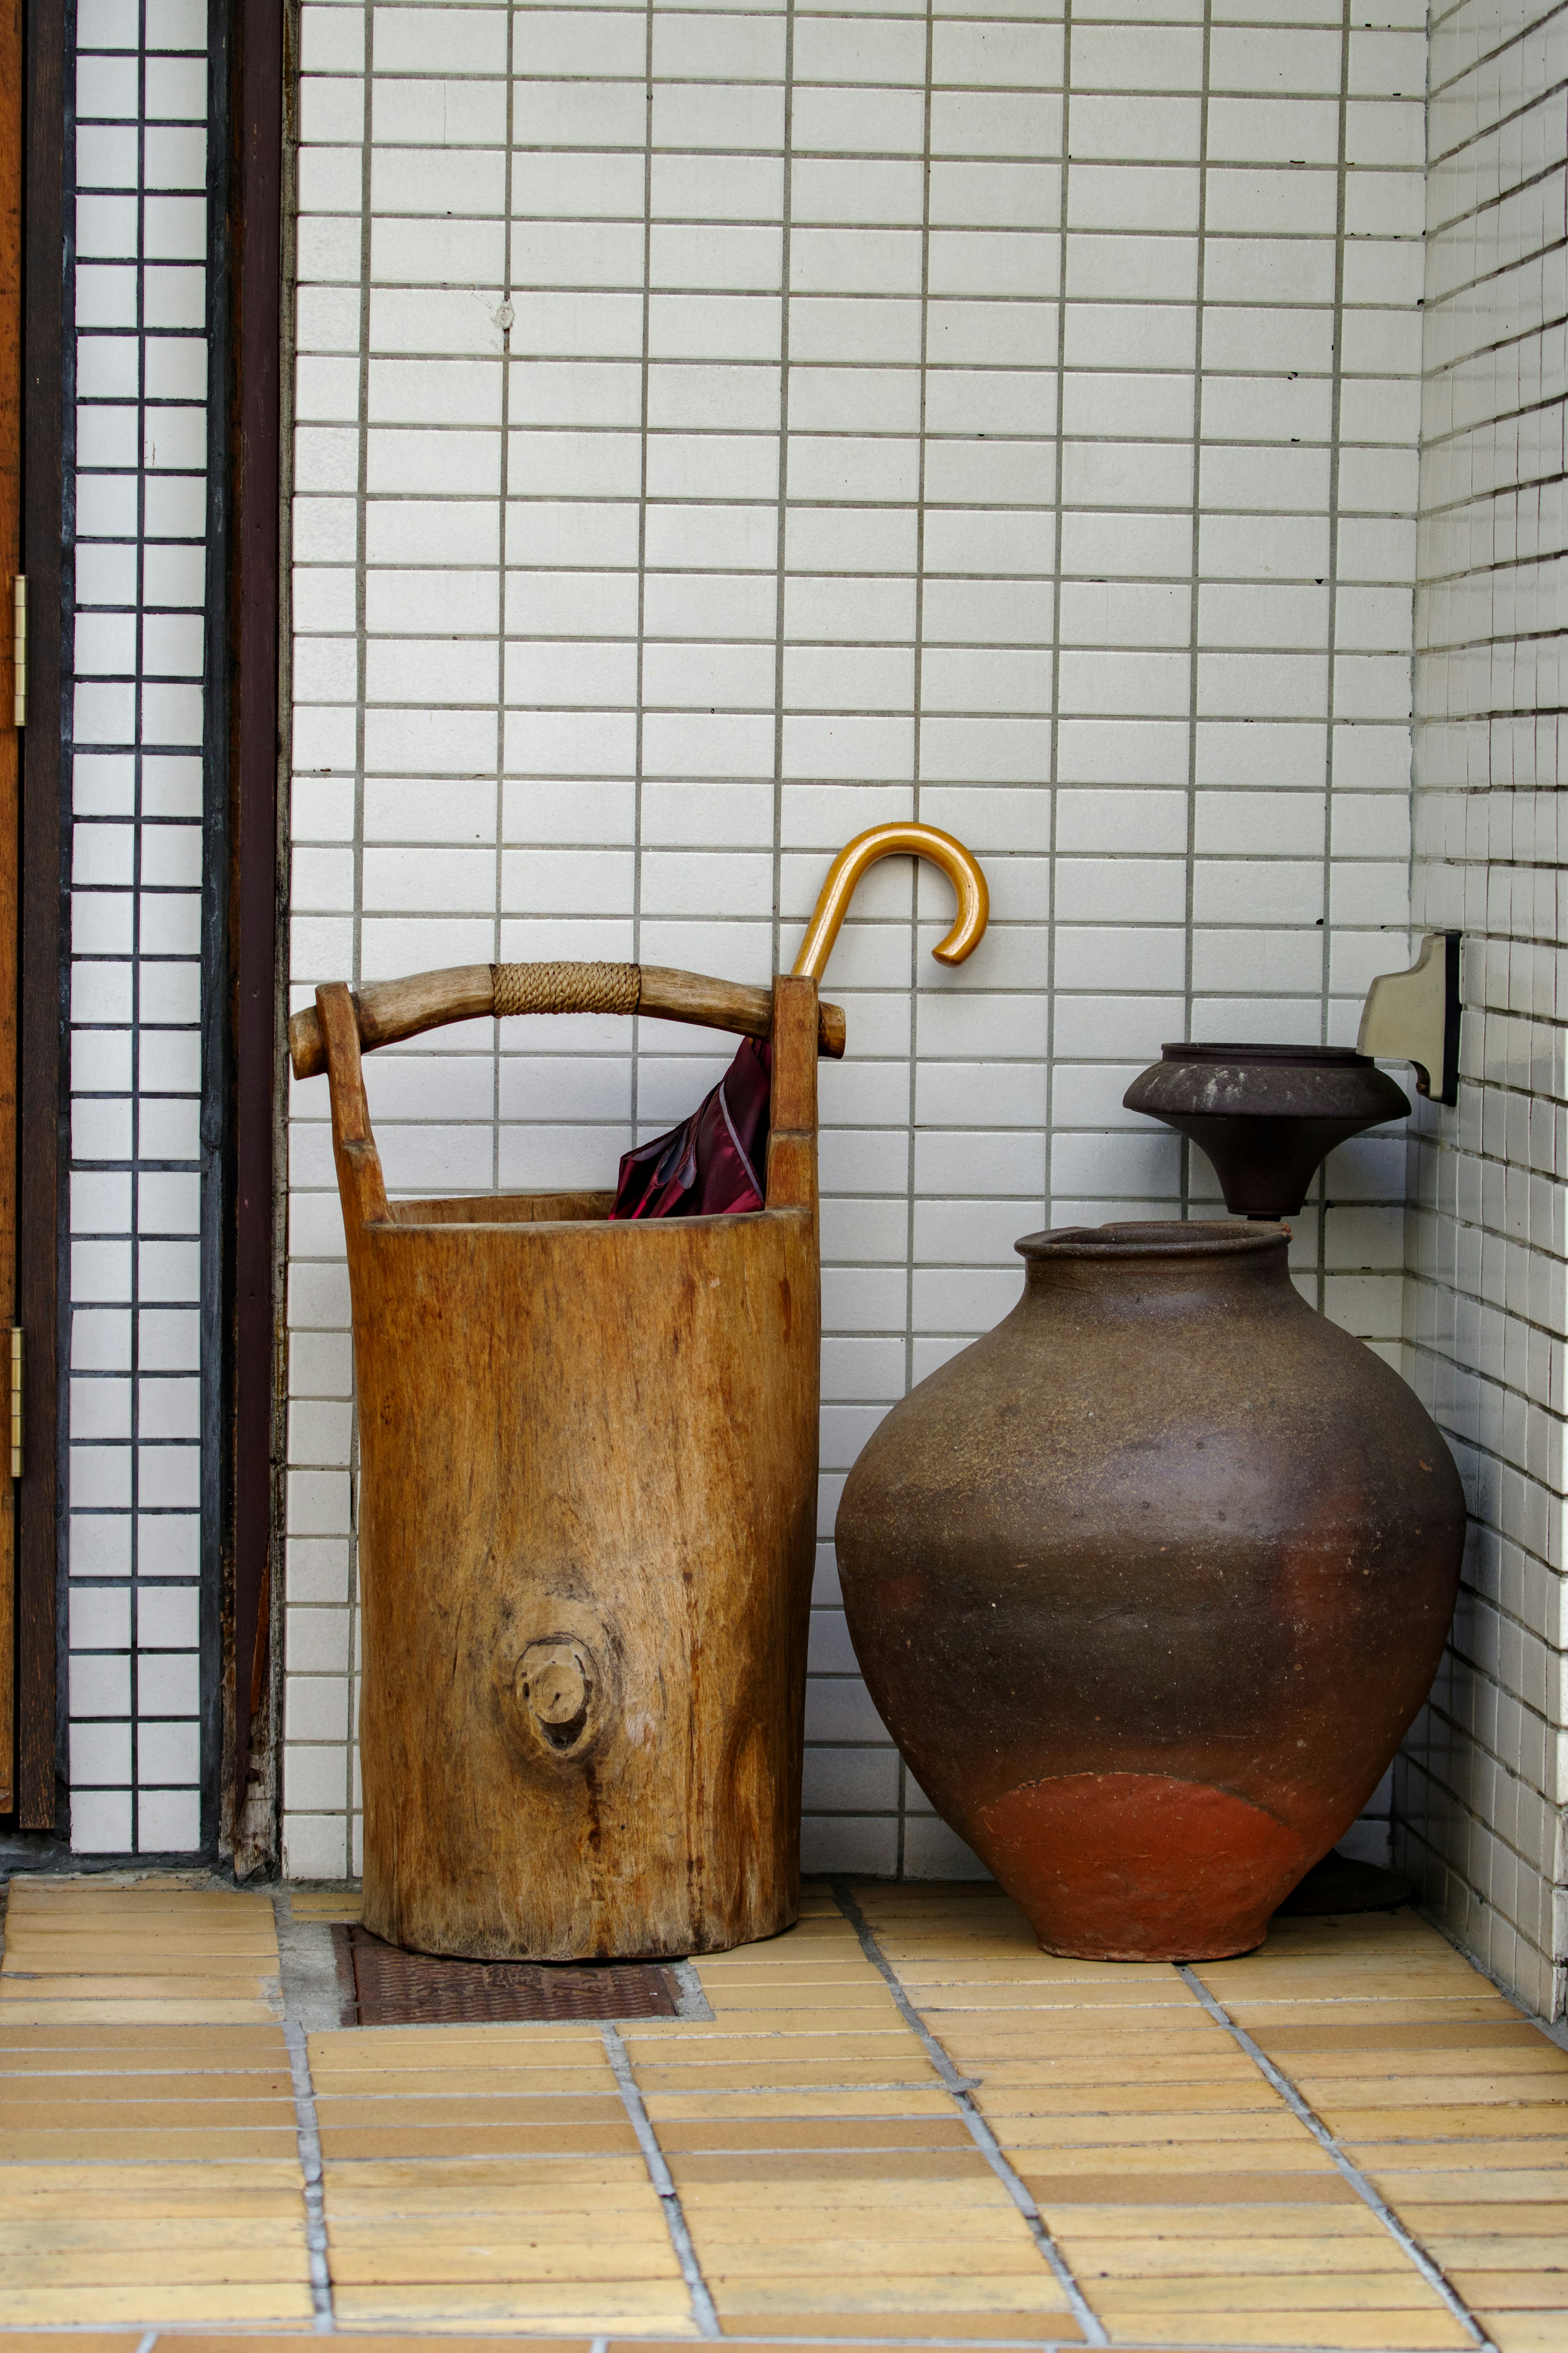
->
1397, 0, 1568, 2021
281, 0, 1434, 1884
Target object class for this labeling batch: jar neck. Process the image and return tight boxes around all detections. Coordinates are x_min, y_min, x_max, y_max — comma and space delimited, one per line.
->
1017, 1225, 1292, 1314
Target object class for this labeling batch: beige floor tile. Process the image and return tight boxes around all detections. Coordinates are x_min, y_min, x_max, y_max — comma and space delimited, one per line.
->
0, 2249, 309, 2287
0, 2222, 307, 2261
705, 2277, 1073, 2317
327, 2246, 683, 2286
1473, 2316, 1568, 2351
671, 2151, 994, 2184
0, 2286, 317, 2325
1087, 2314, 1470, 2349
1346, 2136, 1568, 2167
1027, 2170, 1354, 2207
331, 2283, 698, 2329
1053, 2235, 1413, 2276
1344, 2165, 1568, 2204
1086, 2270, 1451, 2311
985, 2110, 1317, 2147
0, 2000, 279, 2025
1325, 2104, 1568, 2139
1445, 2273, 1568, 2311
710, 2316, 1079, 2342
1037, 2203, 1383, 2237
642, 2090, 956, 2120
657, 2129, 976, 2160
976, 2083, 1280, 2116
0, 2334, 148, 2351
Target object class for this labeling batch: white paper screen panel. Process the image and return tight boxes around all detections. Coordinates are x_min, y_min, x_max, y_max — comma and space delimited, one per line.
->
67, 0, 210, 1858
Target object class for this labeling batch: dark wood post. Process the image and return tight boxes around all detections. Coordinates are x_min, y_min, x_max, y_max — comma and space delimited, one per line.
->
224, 0, 284, 1823
16, 0, 67, 1829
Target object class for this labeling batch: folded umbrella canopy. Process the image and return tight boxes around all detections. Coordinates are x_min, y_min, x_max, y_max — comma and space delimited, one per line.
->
610, 1037, 772, 1219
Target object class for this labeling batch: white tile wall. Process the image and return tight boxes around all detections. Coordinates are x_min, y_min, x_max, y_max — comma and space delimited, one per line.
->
1396, 0, 1568, 2018
283, 0, 1431, 1879
67, 0, 209, 1856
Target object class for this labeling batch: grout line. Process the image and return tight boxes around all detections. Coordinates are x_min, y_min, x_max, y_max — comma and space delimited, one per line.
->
900, 0, 937, 1453
829, 1879, 1108, 2350
1178, 0, 1211, 1227
768, 0, 795, 991
601, 2019, 721, 2339
282, 2015, 336, 2332
1174, 1961, 1492, 2350
491, 0, 519, 1188
1312, 0, 1353, 1320
340, 0, 376, 1878
1040, 0, 1071, 1242
628, 0, 655, 1144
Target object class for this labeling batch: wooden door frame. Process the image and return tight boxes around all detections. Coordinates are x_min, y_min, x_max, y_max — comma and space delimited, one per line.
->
219, 0, 285, 1850
9, 0, 287, 1842
14, 0, 67, 1831
0, 0, 13, 1821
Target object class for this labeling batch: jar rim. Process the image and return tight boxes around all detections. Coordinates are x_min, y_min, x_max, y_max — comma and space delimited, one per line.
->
1016, 1218, 1289, 1261
1158, 1042, 1372, 1067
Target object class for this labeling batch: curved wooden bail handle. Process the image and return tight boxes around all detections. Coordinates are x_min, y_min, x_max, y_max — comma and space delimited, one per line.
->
289, 960, 848, 1080
792, 823, 990, 984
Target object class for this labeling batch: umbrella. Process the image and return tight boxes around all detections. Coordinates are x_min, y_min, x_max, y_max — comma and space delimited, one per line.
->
610, 1037, 772, 1220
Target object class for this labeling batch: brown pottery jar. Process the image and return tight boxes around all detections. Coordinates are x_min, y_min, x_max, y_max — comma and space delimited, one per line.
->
835, 1220, 1466, 1961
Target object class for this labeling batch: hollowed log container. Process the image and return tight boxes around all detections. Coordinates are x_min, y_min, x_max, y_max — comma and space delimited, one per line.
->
835, 1221, 1465, 1961
316, 975, 822, 1961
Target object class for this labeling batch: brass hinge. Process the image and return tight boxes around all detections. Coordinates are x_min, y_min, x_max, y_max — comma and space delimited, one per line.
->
9, 1327, 21, 1480
12, 575, 24, 729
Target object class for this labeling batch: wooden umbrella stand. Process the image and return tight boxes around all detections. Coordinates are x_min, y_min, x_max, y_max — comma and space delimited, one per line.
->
289, 826, 989, 1960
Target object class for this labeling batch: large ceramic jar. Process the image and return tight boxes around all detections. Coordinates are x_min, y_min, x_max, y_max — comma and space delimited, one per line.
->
835, 1221, 1466, 1961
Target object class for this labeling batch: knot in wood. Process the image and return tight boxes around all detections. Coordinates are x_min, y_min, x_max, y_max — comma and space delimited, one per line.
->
491, 961, 642, 1020
519, 1637, 597, 1753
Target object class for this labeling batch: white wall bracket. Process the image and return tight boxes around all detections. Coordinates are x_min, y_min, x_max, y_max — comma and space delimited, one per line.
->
1357, 932, 1461, 1106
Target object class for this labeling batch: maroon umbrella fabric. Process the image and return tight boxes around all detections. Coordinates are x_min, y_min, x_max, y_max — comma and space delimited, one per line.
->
610, 1037, 772, 1220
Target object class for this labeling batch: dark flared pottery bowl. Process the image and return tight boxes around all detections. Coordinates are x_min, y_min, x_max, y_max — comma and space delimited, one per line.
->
1124, 1044, 1411, 1216
835, 1220, 1465, 1963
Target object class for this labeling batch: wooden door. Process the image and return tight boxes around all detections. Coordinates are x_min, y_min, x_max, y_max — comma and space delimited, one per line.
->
0, 0, 20, 1815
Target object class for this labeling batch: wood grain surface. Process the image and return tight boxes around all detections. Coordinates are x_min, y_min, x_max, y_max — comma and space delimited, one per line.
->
320, 972, 822, 1959
0, 0, 18, 1812
223, 0, 288, 1838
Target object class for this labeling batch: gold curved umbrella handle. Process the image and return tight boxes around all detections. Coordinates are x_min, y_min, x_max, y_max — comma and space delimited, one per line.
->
792, 823, 990, 984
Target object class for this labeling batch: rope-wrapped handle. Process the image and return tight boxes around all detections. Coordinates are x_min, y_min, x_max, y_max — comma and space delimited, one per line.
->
288, 960, 846, 1081
491, 960, 641, 1020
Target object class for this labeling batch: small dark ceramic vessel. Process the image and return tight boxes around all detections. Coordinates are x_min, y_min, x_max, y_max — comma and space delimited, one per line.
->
835, 1220, 1465, 1963
1124, 1043, 1411, 1217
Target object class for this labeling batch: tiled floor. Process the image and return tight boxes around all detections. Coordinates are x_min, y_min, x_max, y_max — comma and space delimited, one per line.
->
0, 1875, 1564, 2351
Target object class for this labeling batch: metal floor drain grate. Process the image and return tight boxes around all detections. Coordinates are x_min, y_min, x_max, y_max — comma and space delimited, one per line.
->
333, 1923, 684, 2025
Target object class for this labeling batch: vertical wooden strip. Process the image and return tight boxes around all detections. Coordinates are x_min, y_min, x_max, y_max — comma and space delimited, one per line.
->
764, 976, 820, 1215
0, 0, 20, 1812
199, 0, 233, 1864
316, 986, 389, 1235
226, 0, 285, 1823
17, 0, 66, 1827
